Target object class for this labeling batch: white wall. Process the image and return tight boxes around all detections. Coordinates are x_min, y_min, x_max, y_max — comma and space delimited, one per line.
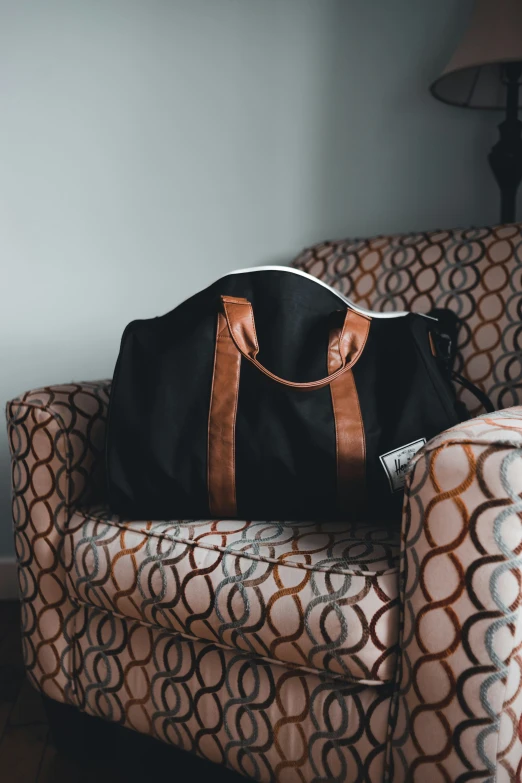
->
0, 0, 502, 559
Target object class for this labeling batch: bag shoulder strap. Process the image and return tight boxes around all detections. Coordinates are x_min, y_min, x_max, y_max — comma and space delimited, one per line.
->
451, 372, 495, 414
428, 307, 495, 414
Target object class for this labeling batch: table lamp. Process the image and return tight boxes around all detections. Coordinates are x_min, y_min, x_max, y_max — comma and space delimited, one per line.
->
431, 0, 522, 224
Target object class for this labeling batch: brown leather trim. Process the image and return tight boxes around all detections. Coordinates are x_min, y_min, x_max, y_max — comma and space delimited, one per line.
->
328, 310, 371, 516
207, 312, 240, 517
221, 296, 259, 357
221, 296, 367, 390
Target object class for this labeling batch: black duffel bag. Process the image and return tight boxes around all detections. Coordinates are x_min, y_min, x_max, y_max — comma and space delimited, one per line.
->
106, 267, 463, 523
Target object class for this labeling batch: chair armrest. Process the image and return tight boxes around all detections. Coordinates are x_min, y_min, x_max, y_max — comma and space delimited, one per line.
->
5, 380, 110, 703
7, 380, 111, 511
390, 407, 522, 781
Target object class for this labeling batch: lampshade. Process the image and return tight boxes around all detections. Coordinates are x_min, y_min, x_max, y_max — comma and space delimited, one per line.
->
431, 0, 522, 109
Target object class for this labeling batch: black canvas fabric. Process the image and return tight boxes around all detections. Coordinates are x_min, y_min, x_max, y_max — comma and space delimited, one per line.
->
106, 268, 463, 523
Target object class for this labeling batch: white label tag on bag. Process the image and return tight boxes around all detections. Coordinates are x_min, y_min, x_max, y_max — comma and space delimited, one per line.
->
379, 439, 426, 493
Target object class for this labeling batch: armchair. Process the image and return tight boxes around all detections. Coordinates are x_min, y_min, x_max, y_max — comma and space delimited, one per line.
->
6, 223, 522, 782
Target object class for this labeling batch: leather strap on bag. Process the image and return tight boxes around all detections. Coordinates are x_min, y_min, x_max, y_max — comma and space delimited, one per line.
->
328, 315, 370, 515
208, 295, 371, 517
208, 311, 242, 518
221, 296, 369, 389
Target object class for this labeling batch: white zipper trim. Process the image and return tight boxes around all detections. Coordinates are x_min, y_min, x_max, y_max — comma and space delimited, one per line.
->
229, 265, 431, 320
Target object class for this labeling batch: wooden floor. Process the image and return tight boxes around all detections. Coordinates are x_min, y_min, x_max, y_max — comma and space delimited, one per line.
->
0, 601, 241, 783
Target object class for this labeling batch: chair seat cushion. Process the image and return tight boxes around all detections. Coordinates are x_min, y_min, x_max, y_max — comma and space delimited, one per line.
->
65, 509, 400, 683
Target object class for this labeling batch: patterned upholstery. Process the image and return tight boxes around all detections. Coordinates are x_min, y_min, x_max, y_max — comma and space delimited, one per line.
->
75, 605, 392, 782
7, 223, 522, 781
7, 382, 110, 703
293, 223, 522, 415
391, 408, 522, 781
68, 510, 399, 683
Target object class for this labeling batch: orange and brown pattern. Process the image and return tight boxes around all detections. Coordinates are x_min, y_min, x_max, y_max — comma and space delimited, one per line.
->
7, 382, 110, 704
389, 408, 522, 781
293, 223, 522, 415
75, 604, 392, 782
67, 510, 399, 683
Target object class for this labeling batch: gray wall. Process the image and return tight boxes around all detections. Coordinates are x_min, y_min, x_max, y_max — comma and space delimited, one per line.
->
0, 0, 502, 558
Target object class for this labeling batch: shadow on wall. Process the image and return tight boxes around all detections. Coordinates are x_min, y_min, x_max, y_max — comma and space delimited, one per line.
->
308, 0, 499, 239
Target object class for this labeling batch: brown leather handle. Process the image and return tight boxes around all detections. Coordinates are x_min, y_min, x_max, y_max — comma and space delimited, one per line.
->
221, 295, 371, 390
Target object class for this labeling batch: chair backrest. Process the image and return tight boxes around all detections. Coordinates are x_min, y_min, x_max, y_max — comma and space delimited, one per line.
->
292, 224, 522, 415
